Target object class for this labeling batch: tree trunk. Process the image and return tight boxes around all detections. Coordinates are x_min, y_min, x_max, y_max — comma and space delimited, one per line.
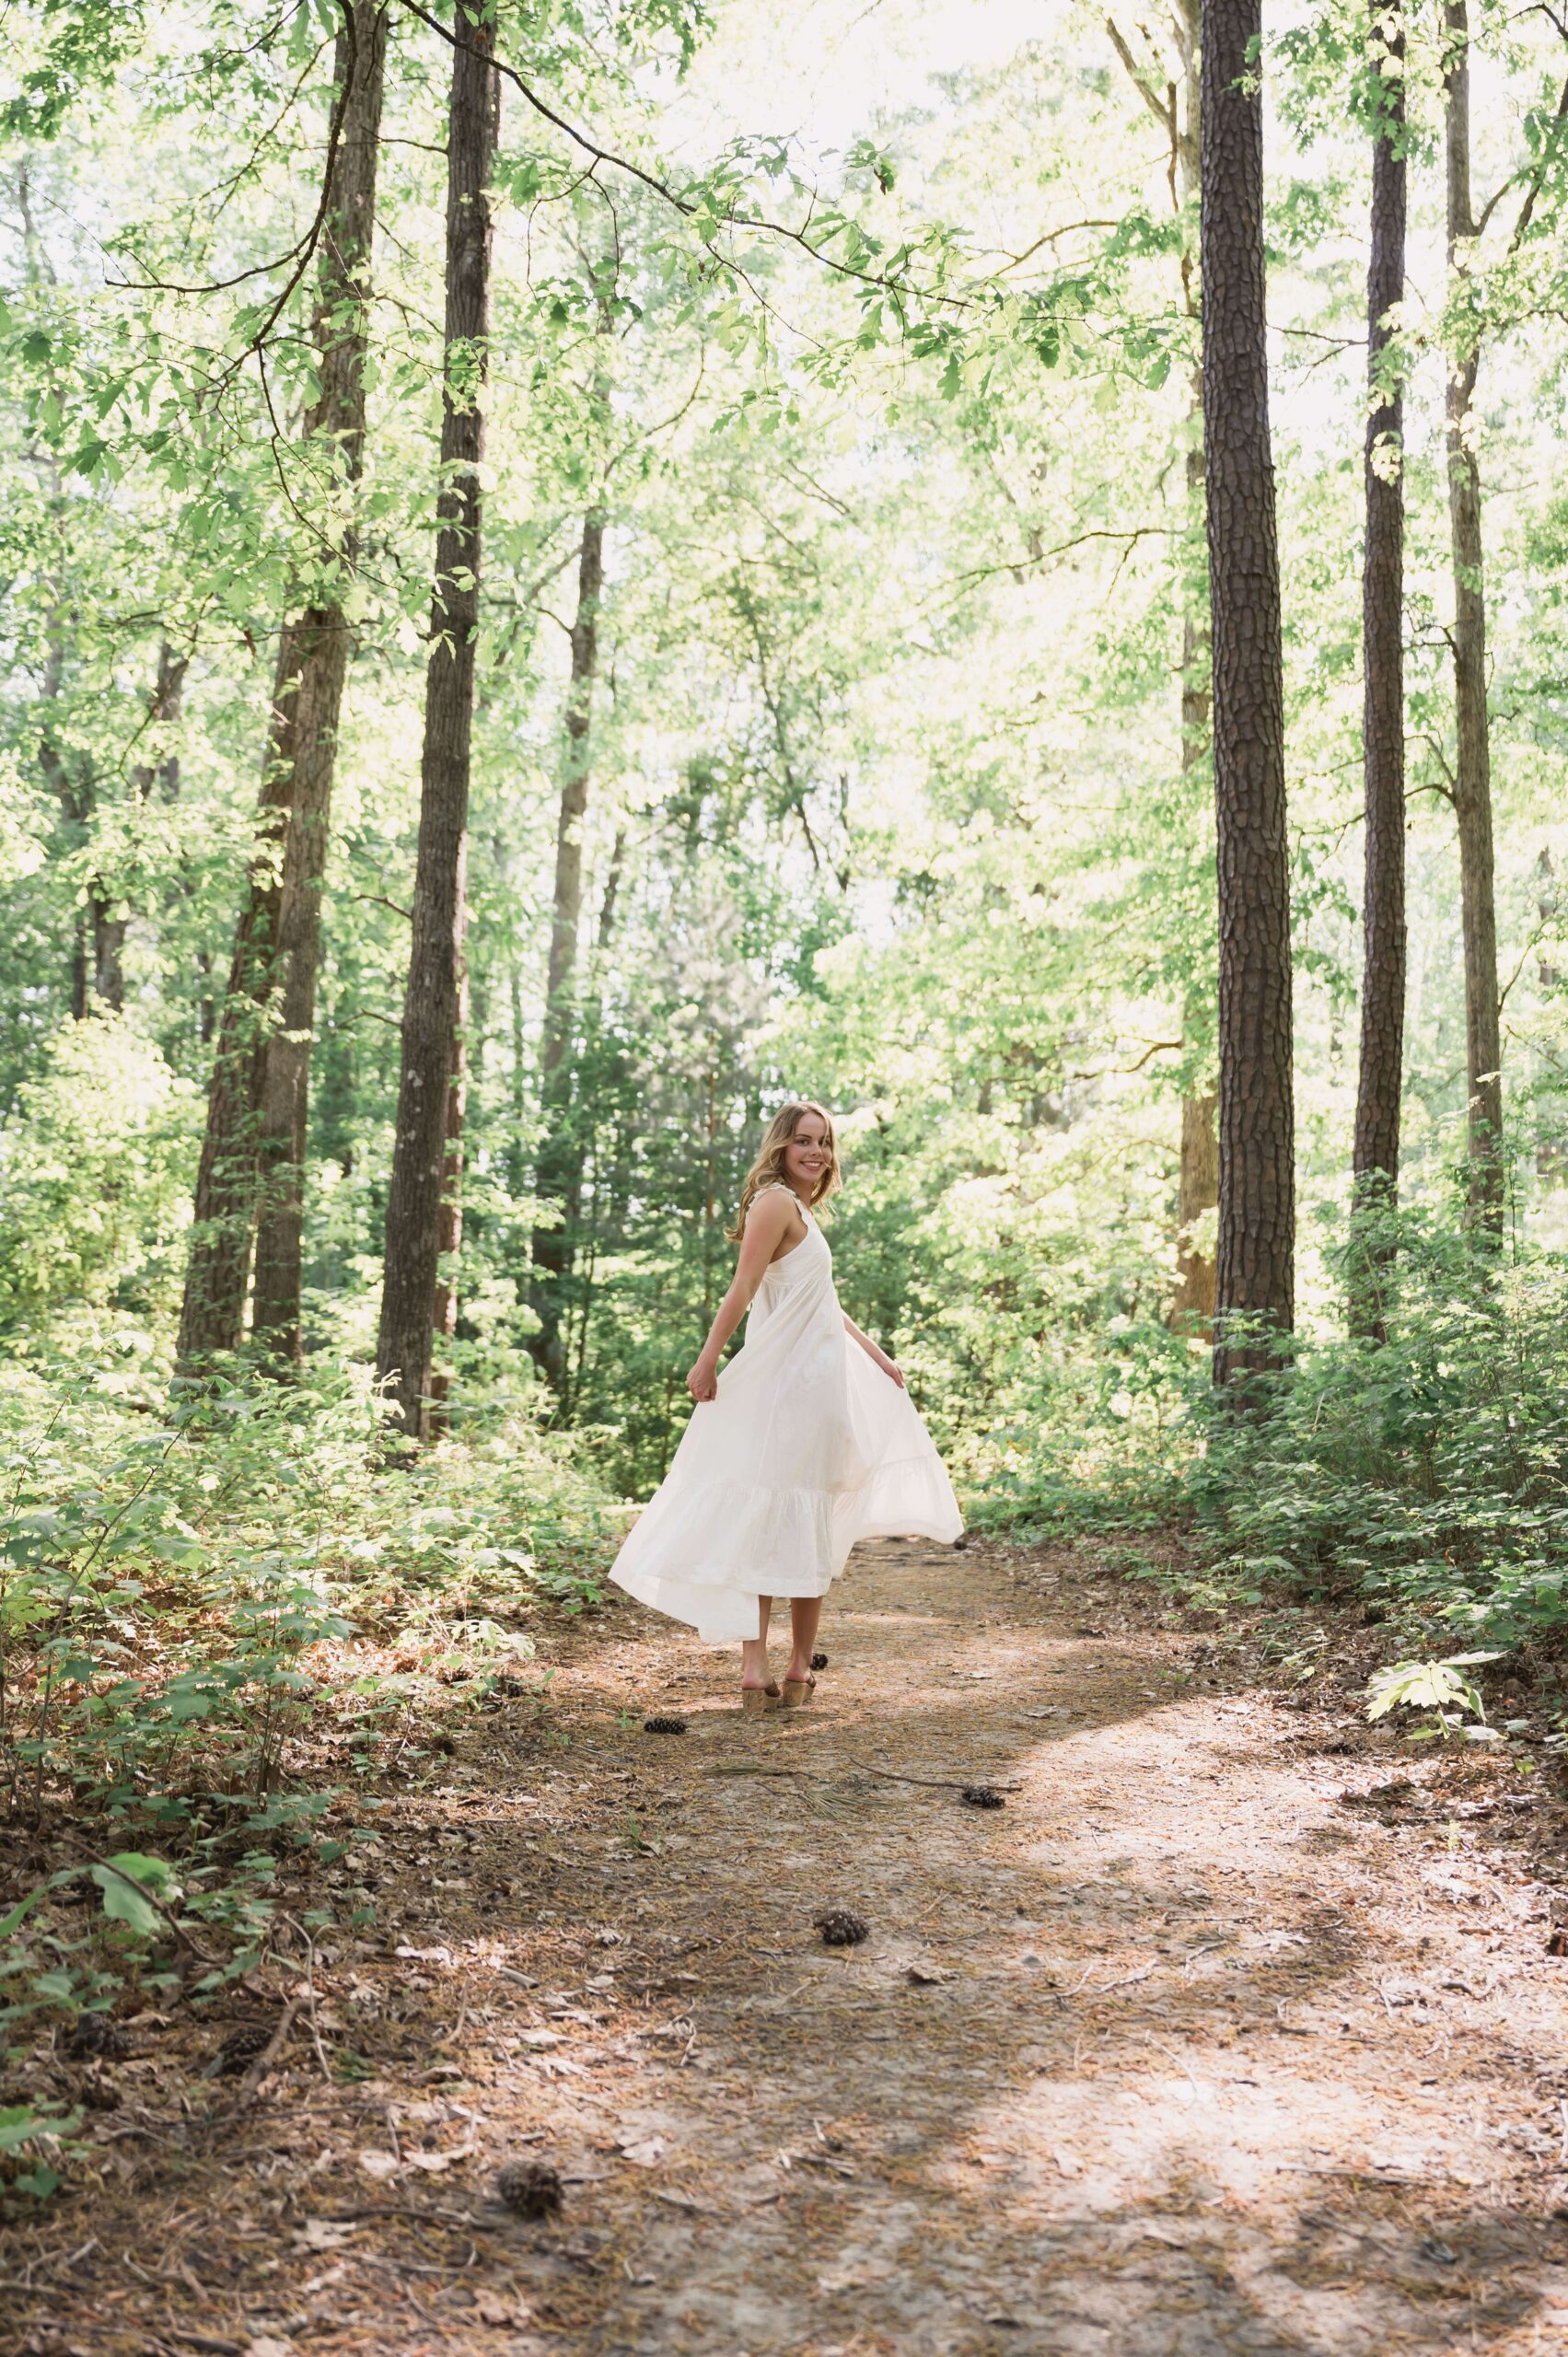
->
1174, 0, 1219, 1333
178, 633, 305, 1360
598, 825, 626, 951
1171, 1084, 1218, 1328
90, 897, 126, 1012
1351, 0, 1408, 1333
375, 8, 500, 1442
179, 7, 388, 1366
1109, 0, 1216, 1330
1200, 0, 1295, 1387
251, 1, 389, 1362
427, 974, 468, 1434
1443, 0, 1504, 1237
528, 502, 607, 1388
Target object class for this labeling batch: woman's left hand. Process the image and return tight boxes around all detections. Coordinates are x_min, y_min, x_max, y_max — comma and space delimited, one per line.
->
876, 1353, 907, 1390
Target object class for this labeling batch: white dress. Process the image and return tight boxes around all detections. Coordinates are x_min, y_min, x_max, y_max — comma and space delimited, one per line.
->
610, 1186, 964, 1641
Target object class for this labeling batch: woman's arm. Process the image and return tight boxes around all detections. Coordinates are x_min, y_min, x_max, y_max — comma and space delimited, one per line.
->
843, 1309, 907, 1390
686, 1193, 798, 1401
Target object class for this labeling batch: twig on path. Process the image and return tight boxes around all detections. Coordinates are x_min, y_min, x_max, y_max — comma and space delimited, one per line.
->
1144, 2031, 1201, 2101
1180, 1942, 1225, 1974
226, 1998, 302, 2108
1074, 1957, 1161, 1996
833, 1754, 1023, 1795
276, 1912, 334, 2085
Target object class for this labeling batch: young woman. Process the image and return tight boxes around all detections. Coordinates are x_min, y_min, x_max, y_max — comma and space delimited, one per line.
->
609, 1101, 962, 1709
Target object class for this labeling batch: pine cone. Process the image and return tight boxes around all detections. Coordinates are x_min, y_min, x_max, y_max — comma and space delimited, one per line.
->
213, 2019, 279, 2076
814, 1906, 869, 1947
642, 1715, 688, 1735
960, 1783, 1005, 1809
64, 2013, 129, 2061
811, 1652, 829, 1671
496, 2156, 563, 2218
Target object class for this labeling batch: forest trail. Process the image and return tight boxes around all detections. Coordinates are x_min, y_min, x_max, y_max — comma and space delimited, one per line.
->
13, 1538, 1568, 2357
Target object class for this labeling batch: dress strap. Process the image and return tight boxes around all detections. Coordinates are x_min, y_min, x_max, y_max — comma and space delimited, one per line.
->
753, 1182, 807, 1223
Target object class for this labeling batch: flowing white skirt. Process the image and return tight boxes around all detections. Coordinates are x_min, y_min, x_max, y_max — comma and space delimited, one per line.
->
609, 1214, 963, 1641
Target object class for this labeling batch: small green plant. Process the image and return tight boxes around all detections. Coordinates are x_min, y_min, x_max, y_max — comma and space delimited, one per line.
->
0, 2100, 86, 2200
1365, 1651, 1504, 1742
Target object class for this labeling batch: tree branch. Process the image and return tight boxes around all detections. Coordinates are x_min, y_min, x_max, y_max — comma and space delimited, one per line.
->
395, 0, 972, 311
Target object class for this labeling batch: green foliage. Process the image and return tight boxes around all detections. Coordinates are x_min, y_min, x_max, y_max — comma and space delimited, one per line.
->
0, 1352, 615, 2077
1365, 1652, 1503, 1741
0, 1016, 197, 1333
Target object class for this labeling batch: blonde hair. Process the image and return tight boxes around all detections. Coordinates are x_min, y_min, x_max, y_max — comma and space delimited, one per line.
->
726, 1101, 842, 1240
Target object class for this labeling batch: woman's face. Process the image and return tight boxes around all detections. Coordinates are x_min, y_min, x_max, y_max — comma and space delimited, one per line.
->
784, 1112, 831, 1193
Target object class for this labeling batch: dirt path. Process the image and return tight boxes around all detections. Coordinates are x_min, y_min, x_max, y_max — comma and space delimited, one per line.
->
11, 1537, 1568, 2355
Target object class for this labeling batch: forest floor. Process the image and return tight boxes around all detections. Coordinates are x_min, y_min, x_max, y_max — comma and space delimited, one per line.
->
10, 1535, 1568, 2356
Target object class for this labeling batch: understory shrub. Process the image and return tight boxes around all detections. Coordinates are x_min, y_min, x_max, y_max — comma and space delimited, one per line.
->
965, 1211, 1568, 1649
0, 1348, 619, 2060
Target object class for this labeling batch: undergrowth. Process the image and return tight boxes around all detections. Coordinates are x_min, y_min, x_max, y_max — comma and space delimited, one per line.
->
964, 1212, 1568, 1656
0, 1348, 616, 2190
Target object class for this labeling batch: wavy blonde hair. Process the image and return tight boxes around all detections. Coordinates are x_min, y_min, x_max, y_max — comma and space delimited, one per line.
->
726, 1100, 842, 1241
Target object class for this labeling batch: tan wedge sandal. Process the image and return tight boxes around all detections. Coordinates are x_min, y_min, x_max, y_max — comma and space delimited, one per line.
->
741, 1681, 783, 1714
780, 1673, 816, 1709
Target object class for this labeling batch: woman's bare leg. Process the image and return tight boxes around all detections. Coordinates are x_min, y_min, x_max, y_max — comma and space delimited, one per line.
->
786, 1595, 822, 1683
741, 1596, 773, 1690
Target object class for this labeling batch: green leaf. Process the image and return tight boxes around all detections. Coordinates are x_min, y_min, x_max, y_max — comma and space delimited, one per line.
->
89, 1852, 175, 1937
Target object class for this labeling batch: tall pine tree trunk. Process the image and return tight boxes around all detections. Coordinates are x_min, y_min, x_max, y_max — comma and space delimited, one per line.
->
376, 7, 500, 1441
251, 2, 389, 1360
180, 6, 389, 1365
528, 501, 607, 1390
1201, 0, 1295, 1387
1351, 0, 1408, 1333
1443, 0, 1504, 1237
1170, 0, 1218, 1330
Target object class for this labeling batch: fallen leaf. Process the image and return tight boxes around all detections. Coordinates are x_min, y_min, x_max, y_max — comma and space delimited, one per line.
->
404, 2145, 472, 2173
472, 2288, 532, 2327
295, 2219, 358, 2252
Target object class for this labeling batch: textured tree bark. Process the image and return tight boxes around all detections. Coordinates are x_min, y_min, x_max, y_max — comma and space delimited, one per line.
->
528, 502, 607, 1390
178, 632, 304, 1360
427, 972, 468, 1434
251, 2, 389, 1362
1350, 0, 1408, 1337
180, 8, 388, 1366
1443, 0, 1504, 1237
375, 8, 499, 1441
1200, 0, 1295, 1387
1171, 1083, 1218, 1328
1172, 0, 1217, 1329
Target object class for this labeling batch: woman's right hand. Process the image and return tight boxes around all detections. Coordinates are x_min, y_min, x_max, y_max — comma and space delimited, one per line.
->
687, 1353, 719, 1404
